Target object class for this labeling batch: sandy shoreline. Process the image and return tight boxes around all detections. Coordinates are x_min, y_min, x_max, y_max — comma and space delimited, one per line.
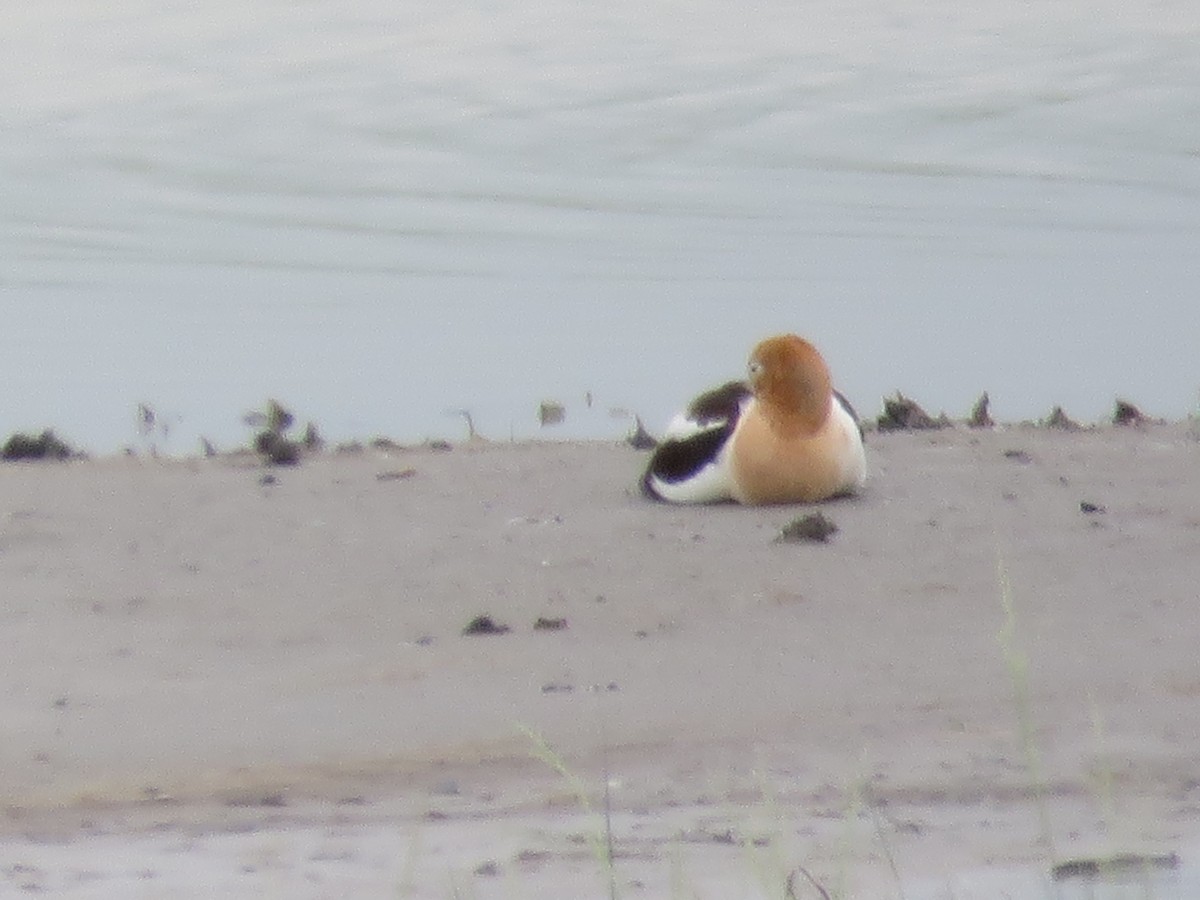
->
2, 424, 1199, 897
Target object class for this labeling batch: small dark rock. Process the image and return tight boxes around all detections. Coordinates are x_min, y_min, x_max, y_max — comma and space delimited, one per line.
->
775, 512, 839, 544
226, 792, 287, 808
462, 615, 510, 636
376, 468, 417, 482
1003, 449, 1032, 464
533, 616, 568, 631
369, 437, 406, 452
1080, 501, 1106, 514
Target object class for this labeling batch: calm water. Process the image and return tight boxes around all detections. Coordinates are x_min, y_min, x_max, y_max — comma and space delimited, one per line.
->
4, 0, 1199, 453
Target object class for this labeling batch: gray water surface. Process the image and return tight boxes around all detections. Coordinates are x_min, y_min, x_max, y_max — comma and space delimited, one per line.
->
4, 0, 1199, 452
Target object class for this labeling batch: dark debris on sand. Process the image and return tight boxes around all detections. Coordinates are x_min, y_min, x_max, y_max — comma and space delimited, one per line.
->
876, 393, 951, 432
775, 512, 839, 544
246, 399, 313, 466
967, 392, 994, 429
1042, 405, 1081, 430
375, 468, 417, 482
2, 429, 79, 461
1052, 852, 1178, 882
1113, 398, 1151, 426
254, 431, 302, 466
627, 416, 658, 450
462, 615, 511, 636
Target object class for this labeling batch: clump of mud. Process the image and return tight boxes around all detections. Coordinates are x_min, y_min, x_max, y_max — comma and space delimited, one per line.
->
245, 399, 319, 466
876, 393, 951, 431
1, 429, 79, 461
1113, 398, 1150, 426
775, 512, 839, 544
462, 615, 510, 636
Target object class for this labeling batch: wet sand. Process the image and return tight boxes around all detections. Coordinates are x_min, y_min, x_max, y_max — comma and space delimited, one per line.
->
2, 424, 1199, 897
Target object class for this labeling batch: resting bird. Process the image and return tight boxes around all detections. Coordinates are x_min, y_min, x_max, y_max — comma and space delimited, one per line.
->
641, 334, 866, 504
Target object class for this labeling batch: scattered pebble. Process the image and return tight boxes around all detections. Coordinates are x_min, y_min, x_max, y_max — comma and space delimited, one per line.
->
515, 849, 553, 866
533, 616, 568, 631
225, 793, 287, 808
1080, 500, 1106, 514
1003, 449, 1032, 464
775, 512, 839, 544
375, 468, 417, 482
462, 615, 510, 636
369, 437, 406, 452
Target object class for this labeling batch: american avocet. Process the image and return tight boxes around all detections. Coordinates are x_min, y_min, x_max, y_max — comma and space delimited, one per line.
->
641, 334, 866, 505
